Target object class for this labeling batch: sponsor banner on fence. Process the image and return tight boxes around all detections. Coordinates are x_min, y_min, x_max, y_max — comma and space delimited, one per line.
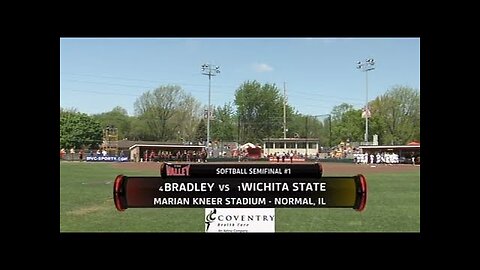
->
205, 208, 275, 233
86, 156, 128, 162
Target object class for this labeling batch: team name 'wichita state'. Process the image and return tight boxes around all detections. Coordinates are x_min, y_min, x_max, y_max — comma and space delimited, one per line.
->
216, 168, 284, 175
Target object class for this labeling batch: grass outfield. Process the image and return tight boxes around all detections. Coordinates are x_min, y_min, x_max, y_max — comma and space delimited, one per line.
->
60, 162, 420, 232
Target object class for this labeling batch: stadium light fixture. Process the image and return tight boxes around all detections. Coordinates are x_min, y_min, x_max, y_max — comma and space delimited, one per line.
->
201, 63, 221, 156
356, 58, 375, 143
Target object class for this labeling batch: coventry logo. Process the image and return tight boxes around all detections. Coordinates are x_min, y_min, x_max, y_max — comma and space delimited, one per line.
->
205, 208, 217, 231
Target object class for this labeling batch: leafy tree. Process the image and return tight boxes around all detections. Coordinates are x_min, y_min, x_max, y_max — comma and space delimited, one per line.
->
60, 109, 103, 149
330, 103, 364, 145
331, 103, 354, 122
327, 86, 420, 146
134, 85, 201, 141
129, 116, 155, 141
305, 115, 331, 147
168, 95, 202, 143
92, 106, 131, 140
210, 102, 236, 142
369, 86, 420, 145
318, 115, 332, 147
234, 81, 285, 143
195, 118, 207, 143
279, 107, 302, 139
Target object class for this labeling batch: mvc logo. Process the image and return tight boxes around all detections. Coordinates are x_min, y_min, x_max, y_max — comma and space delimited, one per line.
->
205, 208, 217, 231
166, 164, 190, 176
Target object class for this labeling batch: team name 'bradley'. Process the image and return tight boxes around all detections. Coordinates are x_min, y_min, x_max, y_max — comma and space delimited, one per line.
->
161, 182, 215, 192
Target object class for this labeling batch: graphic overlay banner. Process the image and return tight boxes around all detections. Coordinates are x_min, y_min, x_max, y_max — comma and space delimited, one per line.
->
205, 208, 275, 233
160, 162, 323, 178
113, 175, 367, 210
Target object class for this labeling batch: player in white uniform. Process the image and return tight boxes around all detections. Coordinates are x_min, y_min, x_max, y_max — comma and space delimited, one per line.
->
393, 153, 399, 164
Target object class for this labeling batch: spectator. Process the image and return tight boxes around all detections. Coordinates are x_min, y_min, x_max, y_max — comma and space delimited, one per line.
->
70, 148, 75, 161
79, 150, 83, 162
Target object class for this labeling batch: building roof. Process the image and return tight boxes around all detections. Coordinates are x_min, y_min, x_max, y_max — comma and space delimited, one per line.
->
359, 145, 420, 150
263, 138, 320, 142
106, 140, 193, 149
128, 144, 205, 150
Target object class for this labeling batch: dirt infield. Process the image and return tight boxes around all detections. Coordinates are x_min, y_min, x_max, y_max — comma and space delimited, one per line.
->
110, 161, 419, 176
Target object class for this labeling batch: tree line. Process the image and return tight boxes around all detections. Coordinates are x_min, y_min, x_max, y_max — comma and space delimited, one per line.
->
60, 81, 420, 149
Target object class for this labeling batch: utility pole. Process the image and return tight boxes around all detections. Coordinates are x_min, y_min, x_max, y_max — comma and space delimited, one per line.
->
329, 114, 332, 148
283, 82, 287, 139
305, 116, 308, 156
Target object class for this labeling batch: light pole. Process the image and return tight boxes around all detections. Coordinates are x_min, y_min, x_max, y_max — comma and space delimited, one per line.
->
356, 58, 375, 143
201, 63, 220, 156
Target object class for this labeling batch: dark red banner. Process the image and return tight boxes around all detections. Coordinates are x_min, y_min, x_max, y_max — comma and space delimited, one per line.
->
160, 162, 323, 178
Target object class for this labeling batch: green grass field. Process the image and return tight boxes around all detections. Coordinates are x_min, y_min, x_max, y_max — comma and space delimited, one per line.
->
60, 162, 420, 232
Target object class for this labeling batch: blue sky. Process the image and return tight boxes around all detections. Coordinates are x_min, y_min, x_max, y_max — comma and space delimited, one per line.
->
60, 38, 420, 116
